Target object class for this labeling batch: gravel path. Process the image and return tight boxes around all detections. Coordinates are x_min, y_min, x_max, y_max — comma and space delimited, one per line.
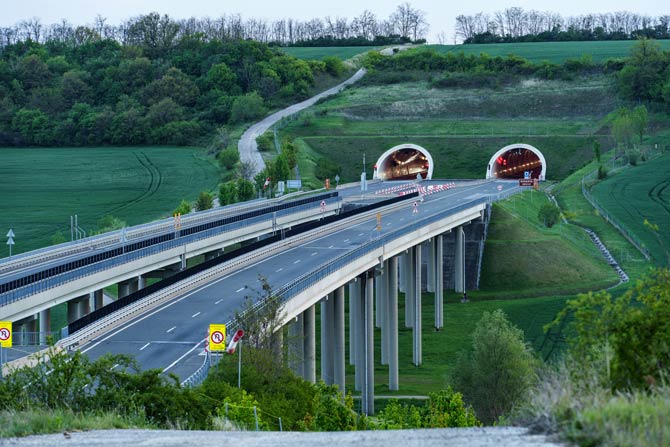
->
237, 68, 366, 177
0, 427, 564, 447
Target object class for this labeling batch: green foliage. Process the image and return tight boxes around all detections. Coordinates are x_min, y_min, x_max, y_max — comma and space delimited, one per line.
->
321, 56, 346, 77
549, 268, 670, 390
597, 164, 608, 179
616, 39, 668, 103
632, 105, 648, 143
50, 231, 67, 245
173, 199, 191, 216
218, 181, 237, 206
256, 131, 275, 152
537, 203, 560, 228
592, 140, 601, 162
96, 215, 127, 234
376, 389, 479, 429
217, 148, 240, 170
218, 390, 268, 430
273, 153, 291, 182
450, 310, 539, 425
302, 382, 358, 431
229, 92, 267, 124
194, 190, 213, 211
281, 139, 298, 169
314, 157, 341, 181
236, 178, 255, 202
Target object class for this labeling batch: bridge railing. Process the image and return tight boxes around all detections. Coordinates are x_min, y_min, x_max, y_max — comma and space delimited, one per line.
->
1, 198, 340, 308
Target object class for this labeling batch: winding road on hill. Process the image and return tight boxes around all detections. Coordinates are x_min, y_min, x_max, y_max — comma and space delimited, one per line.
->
238, 68, 367, 177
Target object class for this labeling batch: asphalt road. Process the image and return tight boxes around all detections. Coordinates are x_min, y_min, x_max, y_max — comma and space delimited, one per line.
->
0, 427, 564, 447
79, 180, 521, 380
238, 68, 367, 177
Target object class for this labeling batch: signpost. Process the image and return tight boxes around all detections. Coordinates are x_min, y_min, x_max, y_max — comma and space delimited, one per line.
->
226, 329, 245, 388
208, 324, 227, 352
376, 212, 382, 231
6, 229, 14, 259
0, 321, 12, 378
496, 185, 503, 191
412, 201, 418, 214
320, 200, 326, 213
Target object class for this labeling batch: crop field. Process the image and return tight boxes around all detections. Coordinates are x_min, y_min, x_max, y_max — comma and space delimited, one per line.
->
591, 153, 670, 266
282, 46, 380, 60
424, 39, 670, 63
0, 147, 219, 256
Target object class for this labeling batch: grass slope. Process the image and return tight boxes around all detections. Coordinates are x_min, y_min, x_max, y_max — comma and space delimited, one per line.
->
591, 152, 670, 266
424, 40, 670, 63
0, 147, 218, 256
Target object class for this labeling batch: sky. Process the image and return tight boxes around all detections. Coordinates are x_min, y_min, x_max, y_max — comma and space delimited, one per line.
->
1, 0, 667, 43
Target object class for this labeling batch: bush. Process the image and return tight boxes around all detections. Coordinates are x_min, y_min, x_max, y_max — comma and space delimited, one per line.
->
597, 164, 608, 179
256, 131, 274, 152
538, 203, 560, 228
229, 92, 267, 123
450, 310, 538, 425
627, 151, 639, 166
218, 148, 240, 170
194, 191, 213, 211
173, 199, 191, 215
315, 157, 341, 181
376, 389, 479, 429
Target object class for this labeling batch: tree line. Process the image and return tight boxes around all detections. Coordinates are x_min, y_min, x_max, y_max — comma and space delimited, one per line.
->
455, 8, 670, 43
0, 31, 348, 146
0, 3, 427, 51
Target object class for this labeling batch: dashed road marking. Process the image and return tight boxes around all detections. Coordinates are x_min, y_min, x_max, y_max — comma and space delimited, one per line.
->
311, 252, 318, 256
294, 260, 301, 264
166, 326, 176, 333
236, 287, 245, 293
276, 268, 283, 272
215, 299, 222, 305
140, 342, 150, 351
344, 238, 349, 242
192, 312, 200, 318
358, 233, 363, 236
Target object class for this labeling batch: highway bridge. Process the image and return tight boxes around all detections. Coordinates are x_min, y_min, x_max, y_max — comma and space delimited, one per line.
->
1, 179, 521, 415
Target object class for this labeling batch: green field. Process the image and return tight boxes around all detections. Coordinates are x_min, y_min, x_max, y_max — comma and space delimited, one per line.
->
282, 46, 381, 60
0, 147, 219, 256
591, 153, 670, 266
424, 39, 670, 64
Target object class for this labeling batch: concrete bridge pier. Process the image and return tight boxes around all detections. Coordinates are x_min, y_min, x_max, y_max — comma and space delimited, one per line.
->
388, 255, 399, 390
455, 226, 465, 293
353, 271, 376, 414
303, 304, 316, 383
349, 280, 358, 367
39, 308, 50, 345
434, 234, 444, 329
320, 293, 334, 384
398, 252, 406, 293
90, 289, 104, 310
67, 295, 90, 324
404, 249, 414, 328
288, 314, 304, 378
13, 315, 37, 345
412, 244, 422, 366
333, 286, 346, 396
426, 238, 435, 293
378, 261, 388, 366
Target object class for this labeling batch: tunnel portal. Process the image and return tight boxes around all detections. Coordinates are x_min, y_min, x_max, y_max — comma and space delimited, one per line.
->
486, 143, 546, 180
374, 144, 434, 181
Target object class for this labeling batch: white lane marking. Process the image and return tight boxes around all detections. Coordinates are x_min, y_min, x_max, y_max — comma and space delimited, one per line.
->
192, 312, 200, 318
163, 342, 202, 373
140, 342, 150, 351
328, 245, 334, 248
276, 268, 283, 272
358, 233, 363, 236
400, 218, 405, 221
215, 299, 222, 304
344, 238, 349, 242
166, 326, 176, 333
386, 223, 392, 226
236, 287, 245, 293
311, 252, 317, 256
293, 259, 301, 264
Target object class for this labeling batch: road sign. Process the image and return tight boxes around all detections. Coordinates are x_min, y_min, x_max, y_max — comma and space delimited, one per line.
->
376, 212, 382, 231
6, 237, 13, 246
6, 229, 14, 238
320, 200, 326, 212
519, 179, 534, 186
325, 178, 330, 189
496, 185, 503, 191
412, 201, 418, 214
0, 322, 12, 348
227, 329, 245, 354
287, 179, 302, 190
209, 324, 226, 352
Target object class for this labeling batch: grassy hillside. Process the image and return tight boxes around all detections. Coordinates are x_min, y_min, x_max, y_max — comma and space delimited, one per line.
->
424, 40, 670, 63
282, 46, 380, 60
591, 152, 670, 266
0, 147, 218, 256
279, 77, 616, 186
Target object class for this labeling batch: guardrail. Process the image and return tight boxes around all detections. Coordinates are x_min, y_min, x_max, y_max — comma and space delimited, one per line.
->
1, 197, 341, 307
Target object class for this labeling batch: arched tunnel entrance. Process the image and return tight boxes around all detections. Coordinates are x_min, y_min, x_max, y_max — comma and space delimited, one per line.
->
486, 143, 546, 180
373, 144, 434, 181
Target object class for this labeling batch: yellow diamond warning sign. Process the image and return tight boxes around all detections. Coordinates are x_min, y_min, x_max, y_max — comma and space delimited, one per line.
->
0, 321, 12, 348
209, 324, 226, 351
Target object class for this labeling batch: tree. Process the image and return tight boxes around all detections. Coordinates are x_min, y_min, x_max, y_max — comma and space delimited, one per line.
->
237, 160, 257, 181
173, 199, 191, 215
195, 191, 213, 211
96, 215, 126, 234
218, 181, 237, 205
236, 178, 255, 202
273, 153, 290, 182
450, 310, 538, 424
631, 105, 648, 143
229, 92, 267, 123
538, 203, 560, 228
616, 38, 665, 102
592, 140, 601, 162
218, 148, 240, 170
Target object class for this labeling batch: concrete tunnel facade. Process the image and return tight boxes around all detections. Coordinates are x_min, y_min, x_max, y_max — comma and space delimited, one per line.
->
373, 144, 434, 181
485, 143, 546, 180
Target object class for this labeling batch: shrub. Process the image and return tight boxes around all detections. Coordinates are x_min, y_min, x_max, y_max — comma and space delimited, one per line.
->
256, 131, 274, 152
538, 203, 560, 228
195, 191, 213, 211
597, 164, 608, 179
218, 148, 240, 170
315, 157, 341, 181
450, 310, 538, 425
229, 92, 267, 123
